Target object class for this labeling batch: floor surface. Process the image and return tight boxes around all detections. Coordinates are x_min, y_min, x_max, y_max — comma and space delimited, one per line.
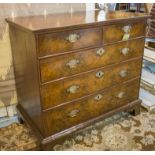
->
0, 109, 155, 151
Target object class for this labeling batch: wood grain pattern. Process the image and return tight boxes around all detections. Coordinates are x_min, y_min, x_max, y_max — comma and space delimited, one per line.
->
38, 27, 102, 57
40, 38, 144, 83
41, 58, 142, 110
43, 78, 140, 136
9, 25, 43, 134
6, 10, 149, 32
103, 21, 146, 44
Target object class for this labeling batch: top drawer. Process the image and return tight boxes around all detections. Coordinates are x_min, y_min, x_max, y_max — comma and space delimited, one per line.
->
37, 27, 102, 57
103, 21, 146, 44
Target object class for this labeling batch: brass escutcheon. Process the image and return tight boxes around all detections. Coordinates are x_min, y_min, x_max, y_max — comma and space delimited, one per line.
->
96, 48, 105, 56
96, 71, 104, 78
94, 94, 103, 101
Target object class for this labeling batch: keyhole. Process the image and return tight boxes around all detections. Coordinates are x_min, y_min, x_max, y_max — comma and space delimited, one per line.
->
96, 71, 104, 78
98, 95, 100, 99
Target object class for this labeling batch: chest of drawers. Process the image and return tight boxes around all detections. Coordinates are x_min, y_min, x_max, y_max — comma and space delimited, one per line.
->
6, 10, 149, 150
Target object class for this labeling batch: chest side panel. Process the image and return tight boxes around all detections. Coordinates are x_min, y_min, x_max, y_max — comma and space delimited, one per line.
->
9, 25, 43, 135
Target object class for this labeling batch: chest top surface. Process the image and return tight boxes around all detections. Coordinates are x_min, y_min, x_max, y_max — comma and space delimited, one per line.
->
6, 10, 150, 33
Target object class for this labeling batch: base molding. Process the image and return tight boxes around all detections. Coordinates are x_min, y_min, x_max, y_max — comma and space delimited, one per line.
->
17, 99, 141, 150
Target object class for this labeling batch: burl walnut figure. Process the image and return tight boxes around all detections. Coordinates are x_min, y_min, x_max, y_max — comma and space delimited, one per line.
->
6, 10, 150, 150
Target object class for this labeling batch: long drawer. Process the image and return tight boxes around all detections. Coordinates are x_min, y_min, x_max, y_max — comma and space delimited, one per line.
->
103, 21, 146, 44
40, 38, 144, 83
43, 78, 140, 136
37, 27, 102, 57
40, 58, 142, 110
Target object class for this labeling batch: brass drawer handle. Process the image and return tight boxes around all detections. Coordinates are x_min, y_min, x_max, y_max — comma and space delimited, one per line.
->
122, 25, 132, 33
66, 33, 80, 43
66, 59, 80, 69
94, 94, 103, 101
96, 48, 105, 56
116, 92, 125, 99
119, 70, 128, 78
96, 71, 104, 78
68, 109, 79, 117
67, 85, 79, 94
122, 25, 131, 41
121, 48, 130, 56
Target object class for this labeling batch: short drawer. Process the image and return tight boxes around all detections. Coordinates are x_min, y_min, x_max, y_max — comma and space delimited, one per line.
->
40, 38, 144, 83
37, 27, 102, 57
43, 78, 140, 136
103, 21, 146, 44
40, 58, 142, 110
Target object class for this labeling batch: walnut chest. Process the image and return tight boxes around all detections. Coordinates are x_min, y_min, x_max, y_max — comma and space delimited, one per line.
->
6, 10, 150, 149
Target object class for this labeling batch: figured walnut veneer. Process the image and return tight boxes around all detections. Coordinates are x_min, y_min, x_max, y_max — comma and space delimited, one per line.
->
38, 27, 102, 57
103, 21, 146, 44
40, 38, 144, 82
6, 10, 150, 150
41, 58, 142, 109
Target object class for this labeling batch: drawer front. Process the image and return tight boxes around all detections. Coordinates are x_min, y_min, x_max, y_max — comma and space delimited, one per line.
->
40, 38, 144, 83
41, 58, 142, 109
43, 78, 140, 136
38, 27, 102, 57
103, 21, 146, 44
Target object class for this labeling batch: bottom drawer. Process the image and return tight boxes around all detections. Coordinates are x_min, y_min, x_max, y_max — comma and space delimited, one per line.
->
43, 78, 140, 136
